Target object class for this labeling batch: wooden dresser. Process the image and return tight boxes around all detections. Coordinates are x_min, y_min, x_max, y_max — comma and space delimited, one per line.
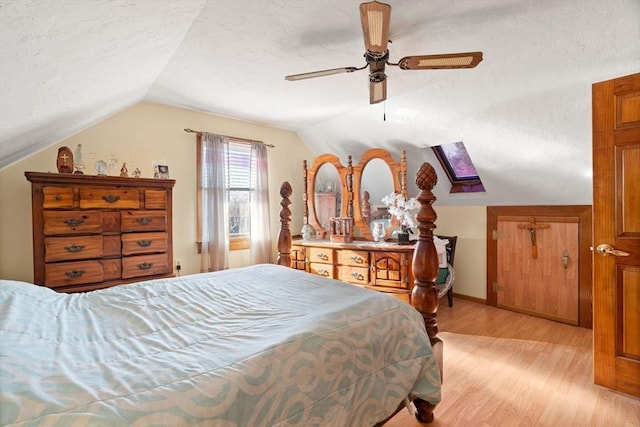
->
25, 172, 175, 293
291, 239, 415, 302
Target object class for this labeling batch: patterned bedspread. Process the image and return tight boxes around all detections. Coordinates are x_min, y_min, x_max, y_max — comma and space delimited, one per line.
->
0, 264, 440, 426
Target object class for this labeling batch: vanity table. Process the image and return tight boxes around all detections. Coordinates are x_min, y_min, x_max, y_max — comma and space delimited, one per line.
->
294, 148, 421, 302
292, 240, 415, 302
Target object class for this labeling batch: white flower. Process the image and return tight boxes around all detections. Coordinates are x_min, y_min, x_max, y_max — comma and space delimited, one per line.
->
381, 193, 419, 229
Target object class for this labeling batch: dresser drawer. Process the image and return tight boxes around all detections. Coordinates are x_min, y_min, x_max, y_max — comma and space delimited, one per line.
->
42, 186, 73, 209
308, 247, 334, 264
144, 189, 168, 209
337, 250, 369, 267
79, 188, 140, 209
44, 235, 103, 262
122, 232, 168, 255
120, 211, 167, 232
309, 262, 333, 278
45, 260, 104, 288
372, 252, 407, 289
337, 266, 369, 285
122, 254, 170, 279
43, 211, 102, 235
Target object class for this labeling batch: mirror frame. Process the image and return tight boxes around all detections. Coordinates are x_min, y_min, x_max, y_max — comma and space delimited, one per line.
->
305, 153, 352, 235
304, 148, 406, 241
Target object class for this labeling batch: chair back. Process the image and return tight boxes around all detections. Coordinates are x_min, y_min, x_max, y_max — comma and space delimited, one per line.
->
436, 235, 458, 266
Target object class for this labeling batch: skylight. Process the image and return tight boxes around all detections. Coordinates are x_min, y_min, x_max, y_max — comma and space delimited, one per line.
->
432, 141, 485, 193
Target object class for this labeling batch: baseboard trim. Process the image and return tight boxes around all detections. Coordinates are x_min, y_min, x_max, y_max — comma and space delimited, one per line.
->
452, 293, 486, 305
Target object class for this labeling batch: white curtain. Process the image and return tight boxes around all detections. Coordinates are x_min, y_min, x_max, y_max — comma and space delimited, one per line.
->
249, 142, 272, 264
200, 133, 229, 272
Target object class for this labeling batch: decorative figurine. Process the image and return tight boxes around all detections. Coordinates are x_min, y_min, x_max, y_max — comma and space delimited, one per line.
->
73, 143, 85, 174
133, 168, 141, 178
120, 163, 128, 177
56, 146, 74, 174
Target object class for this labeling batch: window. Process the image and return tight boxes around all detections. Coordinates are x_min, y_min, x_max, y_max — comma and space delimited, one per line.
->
226, 141, 253, 249
197, 138, 254, 251
432, 141, 485, 193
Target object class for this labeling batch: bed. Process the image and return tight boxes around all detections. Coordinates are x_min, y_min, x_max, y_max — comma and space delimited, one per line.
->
1, 162, 444, 426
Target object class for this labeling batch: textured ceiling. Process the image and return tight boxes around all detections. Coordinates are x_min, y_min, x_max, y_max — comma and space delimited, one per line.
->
1, 0, 639, 205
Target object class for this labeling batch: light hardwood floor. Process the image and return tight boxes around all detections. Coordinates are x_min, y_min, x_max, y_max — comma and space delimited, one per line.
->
387, 298, 640, 427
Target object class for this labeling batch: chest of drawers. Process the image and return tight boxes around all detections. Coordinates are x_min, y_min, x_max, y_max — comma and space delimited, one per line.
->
25, 172, 175, 292
291, 240, 415, 302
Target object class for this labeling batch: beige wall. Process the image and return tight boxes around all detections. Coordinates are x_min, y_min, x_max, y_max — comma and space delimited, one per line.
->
434, 205, 487, 300
0, 102, 489, 299
0, 102, 313, 281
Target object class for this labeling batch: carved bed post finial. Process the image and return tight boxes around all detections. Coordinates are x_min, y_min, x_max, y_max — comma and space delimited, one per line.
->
411, 162, 440, 424
276, 181, 293, 267
412, 162, 439, 341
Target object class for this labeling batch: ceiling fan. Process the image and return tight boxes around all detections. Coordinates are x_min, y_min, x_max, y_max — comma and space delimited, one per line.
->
285, 1, 483, 104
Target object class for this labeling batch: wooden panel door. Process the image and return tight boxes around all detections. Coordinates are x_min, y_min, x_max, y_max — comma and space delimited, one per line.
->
496, 216, 580, 325
592, 72, 640, 397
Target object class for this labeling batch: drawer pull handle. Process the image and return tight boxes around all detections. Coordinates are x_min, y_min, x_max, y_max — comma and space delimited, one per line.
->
64, 217, 86, 228
64, 244, 86, 253
137, 240, 152, 247
350, 256, 364, 264
317, 268, 330, 277
65, 269, 85, 278
316, 253, 328, 261
55, 195, 62, 201
138, 262, 153, 270
351, 272, 364, 280
102, 195, 121, 203
135, 217, 152, 225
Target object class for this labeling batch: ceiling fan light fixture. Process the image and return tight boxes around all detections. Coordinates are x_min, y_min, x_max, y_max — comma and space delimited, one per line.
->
370, 79, 387, 104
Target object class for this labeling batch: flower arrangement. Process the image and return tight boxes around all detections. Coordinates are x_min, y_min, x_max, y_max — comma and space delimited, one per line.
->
381, 192, 419, 233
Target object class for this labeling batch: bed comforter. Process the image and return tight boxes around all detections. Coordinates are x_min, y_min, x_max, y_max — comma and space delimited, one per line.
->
0, 264, 440, 426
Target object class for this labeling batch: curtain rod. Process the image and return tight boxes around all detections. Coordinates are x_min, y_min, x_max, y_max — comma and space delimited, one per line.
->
183, 128, 275, 148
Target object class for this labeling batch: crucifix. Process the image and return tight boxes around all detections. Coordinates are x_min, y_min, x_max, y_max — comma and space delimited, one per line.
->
518, 218, 550, 259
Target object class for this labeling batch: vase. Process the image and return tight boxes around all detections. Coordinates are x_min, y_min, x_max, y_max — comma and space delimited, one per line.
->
372, 222, 385, 242
301, 223, 315, 241
398, 231, 410, 243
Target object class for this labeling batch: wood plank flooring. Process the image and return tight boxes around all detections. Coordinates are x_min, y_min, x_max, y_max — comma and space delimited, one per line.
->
387, 298, 640, 427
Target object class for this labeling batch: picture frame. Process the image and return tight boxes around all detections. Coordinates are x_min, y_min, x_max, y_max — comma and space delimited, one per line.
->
158, 164, 170, 179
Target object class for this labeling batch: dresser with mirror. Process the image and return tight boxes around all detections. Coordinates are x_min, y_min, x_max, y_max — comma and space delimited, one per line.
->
292, 148, 417, 302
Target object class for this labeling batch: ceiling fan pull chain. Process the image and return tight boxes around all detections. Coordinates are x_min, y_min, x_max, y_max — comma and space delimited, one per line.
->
384, 101, 386, 121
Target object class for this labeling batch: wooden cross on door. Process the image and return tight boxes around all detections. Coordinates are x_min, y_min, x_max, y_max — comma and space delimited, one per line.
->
518, 218, 550, 259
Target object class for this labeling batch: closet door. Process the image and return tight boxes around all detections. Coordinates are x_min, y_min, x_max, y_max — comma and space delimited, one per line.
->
495, 216, 579, 325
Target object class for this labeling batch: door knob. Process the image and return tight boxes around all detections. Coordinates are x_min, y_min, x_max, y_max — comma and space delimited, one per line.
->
596, 243, 630, 257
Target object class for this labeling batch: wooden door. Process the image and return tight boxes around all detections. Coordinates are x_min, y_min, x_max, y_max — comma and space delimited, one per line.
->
496, 216, 580, 325
487, 206, 593, 328
592, 72, 640, 397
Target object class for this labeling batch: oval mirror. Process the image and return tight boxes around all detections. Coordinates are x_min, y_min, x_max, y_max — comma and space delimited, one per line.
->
306, 154, 344, 236
357, 158, 394, 239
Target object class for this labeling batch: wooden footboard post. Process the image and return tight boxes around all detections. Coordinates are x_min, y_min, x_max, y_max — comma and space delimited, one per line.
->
411, 162, 441, 424
276, 181, 293, 267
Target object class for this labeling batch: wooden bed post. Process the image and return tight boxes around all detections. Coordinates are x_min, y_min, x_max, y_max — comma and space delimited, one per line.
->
411, 162, 441, 424
276, 181, 293, 267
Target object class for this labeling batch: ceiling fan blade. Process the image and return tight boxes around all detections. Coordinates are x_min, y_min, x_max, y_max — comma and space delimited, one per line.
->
397, 52, 483, 70
285, 66, 362, 81
360, 1, 391, 56
369, 79, 387, 104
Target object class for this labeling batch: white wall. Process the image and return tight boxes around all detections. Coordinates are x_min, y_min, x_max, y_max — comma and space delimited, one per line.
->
0, 102, 313, 281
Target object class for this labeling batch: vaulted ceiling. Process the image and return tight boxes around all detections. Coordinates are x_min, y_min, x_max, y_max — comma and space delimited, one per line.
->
1, 0, 638, 205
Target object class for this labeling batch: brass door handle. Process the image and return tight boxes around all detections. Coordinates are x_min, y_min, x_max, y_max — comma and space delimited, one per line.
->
596, 244, 630, 257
